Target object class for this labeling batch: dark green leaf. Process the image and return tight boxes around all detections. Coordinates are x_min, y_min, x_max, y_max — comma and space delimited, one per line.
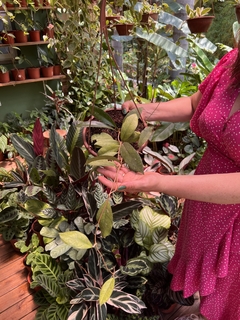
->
120, 142, 144, 173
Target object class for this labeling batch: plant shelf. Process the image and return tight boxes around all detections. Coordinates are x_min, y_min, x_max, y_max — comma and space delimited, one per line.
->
0, 75, 66, 87
0, 41, 49, 47
6, 6, 52, 10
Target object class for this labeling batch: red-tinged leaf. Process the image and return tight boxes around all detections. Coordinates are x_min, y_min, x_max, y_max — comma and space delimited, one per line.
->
33, 118, 44, 156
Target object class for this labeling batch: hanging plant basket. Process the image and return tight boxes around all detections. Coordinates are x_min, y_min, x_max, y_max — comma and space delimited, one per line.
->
115, 24, 134, 36
186, 16, 214, 34
141, 13, 158, 24
235, 5, 240, 24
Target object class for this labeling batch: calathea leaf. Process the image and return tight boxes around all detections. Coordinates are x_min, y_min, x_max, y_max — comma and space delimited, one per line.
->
70, 147, 86, 180
99, 277, 115, 305
120, 257, 150, 276
0, 206, 18, 223
148, 242, 175, 263
80, 287, 100, 301
120, 142, 144, 173
120, 114, 138, 141
96, 199, 113, 238
11, 133, 36, 165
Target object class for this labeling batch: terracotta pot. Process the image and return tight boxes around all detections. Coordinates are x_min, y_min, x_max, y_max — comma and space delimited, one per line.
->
0, 71, 10, 83
116, 24, 134, 36
18, 0, 27, 6
235, 5, 240, 24
12, 68, 26, 81
43, 27, 54, 39
141, 12, 158, 23
1, 31, 15, 44
43, 0, 50, 5
14, 30, 28, 43
27, 67, 41, 79
41, 65, 54, 77
29, 30, 41, 42
6, 2, 15, 8
53, 64, 61, 75
34, 0, 44, 6
186, 16, 214, 34
31, 219, 44, 247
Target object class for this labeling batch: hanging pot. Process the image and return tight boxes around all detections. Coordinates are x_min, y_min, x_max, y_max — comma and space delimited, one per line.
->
115, 24, 134, 36
106, 16, 120, 25
41, 65, 54, 77
235, 5, 240, 24
29, 30, 41, 42
1, 31, 15, 44
27, 67, 41, 79
186, 16, 214, 34
14, 30, 28, 43
12, 68, 26, 81
141, 12, 158, 24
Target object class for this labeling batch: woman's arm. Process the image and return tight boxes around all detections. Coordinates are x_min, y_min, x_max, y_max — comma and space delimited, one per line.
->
122, 91, 202, 122
97, 166, 240, 205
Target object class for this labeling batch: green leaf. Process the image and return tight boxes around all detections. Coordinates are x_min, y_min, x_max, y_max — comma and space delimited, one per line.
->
11, 133, 36, 165
96, 200, 113, 238
148, 242, 175, 263
92, 107, 117, 128
151, 122, 175, 142
25, 199, 55, 218
120, 114, 138, 142
99, 278, 115, 305
120, 257, 150, 276
138, 126, 153, 148
120, 142, 144, 173
0, 134, 7, 153
59, 230, 93, 249
0, 206, 18, 223
70, 147, 86, 180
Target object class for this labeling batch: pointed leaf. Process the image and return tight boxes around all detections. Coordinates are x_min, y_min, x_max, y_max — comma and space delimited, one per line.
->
99, 278, 115, 305
11, 133, 36, 165
120, 142, 143, 173
70, 147, 86, 180
59, 230, 93, 249
96, 200, 113, 238
138, 126, 153, 148
92, 107, 116, 128
120, 114, 138, 142
33, 118, 44, 156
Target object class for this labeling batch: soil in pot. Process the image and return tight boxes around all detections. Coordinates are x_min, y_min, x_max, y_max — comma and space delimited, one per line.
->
84, 109, 145, 156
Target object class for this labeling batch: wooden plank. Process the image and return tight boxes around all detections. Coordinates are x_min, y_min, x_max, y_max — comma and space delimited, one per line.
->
0, 255, 25, 282
0, 294, 38, 320
0, 249, 22, 265
0, 269, 28, 297
0, 282, 33, 313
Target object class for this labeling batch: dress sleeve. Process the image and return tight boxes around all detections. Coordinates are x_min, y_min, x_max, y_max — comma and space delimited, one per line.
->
190, 49, 238, 136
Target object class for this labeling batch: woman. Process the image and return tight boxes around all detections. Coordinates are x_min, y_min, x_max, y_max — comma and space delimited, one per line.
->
97, 47, 240, 320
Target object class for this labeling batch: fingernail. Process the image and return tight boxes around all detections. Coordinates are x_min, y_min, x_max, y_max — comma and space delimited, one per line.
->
122, 109, 127, 115
118, 186, 126, 190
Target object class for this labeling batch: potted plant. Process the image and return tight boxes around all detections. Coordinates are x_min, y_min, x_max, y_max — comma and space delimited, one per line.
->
37, 45, 54, 77
140, 1, 161, 24
115, 11, 136, 36
185, 4, 215, 33
0, 65, 10, 83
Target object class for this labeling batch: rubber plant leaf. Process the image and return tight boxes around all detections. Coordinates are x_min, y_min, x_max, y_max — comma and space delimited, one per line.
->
96, 199, 113, 238
99, 277, 115, 305
32, 118, 44, 156
59, 230, 93, 249
120, 114, 138, 142
120, 142, 144, 173
92, 106, 116, 128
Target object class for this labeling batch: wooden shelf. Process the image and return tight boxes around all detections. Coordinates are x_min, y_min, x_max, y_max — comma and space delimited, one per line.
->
5, 6, 52, 11
0, 75, 66, 87
0, 41, 49, 47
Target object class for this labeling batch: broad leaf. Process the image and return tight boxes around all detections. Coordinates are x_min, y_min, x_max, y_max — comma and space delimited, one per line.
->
11, 133, 36, 165
148, 242, 175, 263
96, 200, 113, 238
120, 114, 138, 142
59, 230, 93, 249
120, 142, 143, 173
120, 257, 150, 276
99, 277, 115, 305
0, 206, 18, 223
92, 106, 116, 128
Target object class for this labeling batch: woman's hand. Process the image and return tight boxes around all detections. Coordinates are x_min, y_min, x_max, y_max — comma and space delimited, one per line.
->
97, 165, 161, 194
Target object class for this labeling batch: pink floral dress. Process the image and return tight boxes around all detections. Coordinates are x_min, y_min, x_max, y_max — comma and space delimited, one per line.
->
167, 49, 240, 320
